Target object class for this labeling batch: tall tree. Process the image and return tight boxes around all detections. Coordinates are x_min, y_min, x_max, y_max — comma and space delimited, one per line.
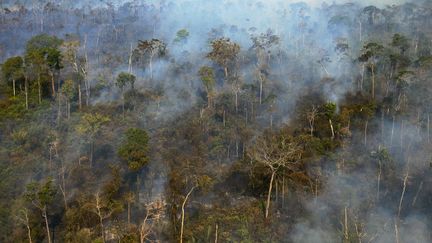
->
84, 171, 123, 243
116, 72, 136, 117
25, 179, 56, 243
251, 30, 279, 105
392, 33, 410, 55
61, 79, 75, 119
61, 39, 86, 109
118, 128, 150, 202
323, 102, 337, 140
359, 42, 384, 99
75, 113, 110, 166
133, 39, 166, 80
25, 34, 63, 100
25, 49, 45, 104
207, 38, 240, 79
174, 29, 190, 44
251, 29, 280, 66
199, 66, 216, 108
1, 56, 24, 97
248, 134, 303, 219
45, 47, 62, 98
118, 128, 150, 172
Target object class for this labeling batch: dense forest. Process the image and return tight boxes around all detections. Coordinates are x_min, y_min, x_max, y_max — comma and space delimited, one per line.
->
1, 0, 432, 242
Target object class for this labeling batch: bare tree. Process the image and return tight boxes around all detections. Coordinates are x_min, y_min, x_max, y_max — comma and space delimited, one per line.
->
84, 192, 119, 243
306, 105, 318, 136
16, 208, 33, 243
251, 30, 279, 104
180, 186, 195, 243
140, 200, 164, 243
207, 38, 240, 79
248, 134, 303, 218
134, 39, 166, 80
25, 180, 56, 243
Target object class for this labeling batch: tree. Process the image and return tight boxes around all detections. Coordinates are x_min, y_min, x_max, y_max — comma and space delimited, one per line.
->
84, 166, 123, 243
251, 30, 279, 105
25, 34, 63, 100
85, 192, 119, 243
13, 199, 33, 243
357, 102, 375, 145
207, 38, 240, 78
361, 5, 380, 26
61, 39, 87, 109
75, 113, 110, 166
306, 105, 318, 136
248, 134, 302, 219
25, 179, 56, 243
228, 75, 242, 113
26, 34, 63, 52
174, 29, 190, 44
123, 192, 135, 225
118, 128, 150, 203
25, 48, 45, 104
116, 72, 136, 91
139, 200, 164, 243
116, 72, 136, 116
118, 128, 150, 172
251, 29, 280, 65
317, 49, 332, 76
322, 102, 337, 140
392, 33, 410, 55
1, 56, 24, 97
45, 47, 62, 98
371, 146, 391, 202
198, 66, 216, 108
180, 186, 195, 243
61, 79, 75, 119
359, 42, 384, 99
134, 39, 166, 80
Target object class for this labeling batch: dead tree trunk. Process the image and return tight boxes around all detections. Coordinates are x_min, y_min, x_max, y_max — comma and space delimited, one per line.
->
180, 187, 195, 243
13, 79, 16, 97
25, 76, 29, 110
37, 74, 42, 104
214, 224, 218, 243
329, 119, 335, 140
17, 209, 33, 243
265, 170, 276, 219
96, 193, 106, 243
412, 181, 423, 207
371, 64, 375, 99
364, 120, 368, 146
42, 208, 52, 243
50, 72, 56, 98
398, 171, 409, 219
78, 84, 82, 110
377, 160, 382, 202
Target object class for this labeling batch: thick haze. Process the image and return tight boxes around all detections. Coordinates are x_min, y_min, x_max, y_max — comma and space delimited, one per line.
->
1, 0, 431, 242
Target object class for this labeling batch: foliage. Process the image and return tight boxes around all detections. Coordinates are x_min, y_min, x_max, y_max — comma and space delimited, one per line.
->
2, 2, 432, 242
198, 66, 215, 92
116, 72, 136, 90
174, 29, 190, 43
25, 179, 56, 208
62, 79, 75, 99
1, 56, 24, 85
118, 128, 150, 171
76, 113, 111, 140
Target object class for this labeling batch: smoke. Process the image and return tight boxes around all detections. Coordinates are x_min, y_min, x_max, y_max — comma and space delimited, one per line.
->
289, 117, 432, 242
2, 0, 432, 241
